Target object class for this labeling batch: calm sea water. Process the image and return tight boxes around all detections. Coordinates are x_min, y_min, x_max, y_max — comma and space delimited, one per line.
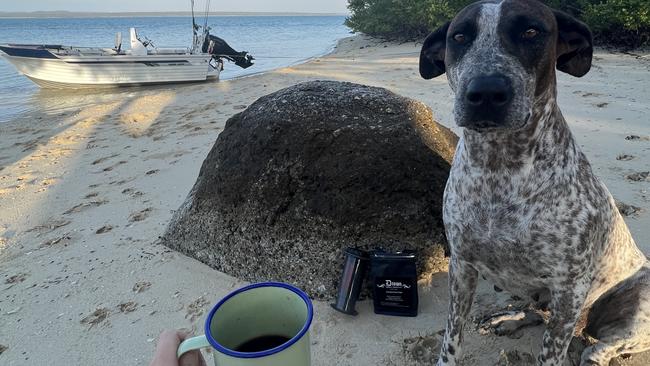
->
0, 16, 350, 122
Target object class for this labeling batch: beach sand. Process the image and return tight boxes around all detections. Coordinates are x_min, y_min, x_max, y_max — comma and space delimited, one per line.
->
0, 35, 649, 365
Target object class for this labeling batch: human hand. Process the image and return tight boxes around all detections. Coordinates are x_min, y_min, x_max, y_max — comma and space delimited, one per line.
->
149, 330, 207, 366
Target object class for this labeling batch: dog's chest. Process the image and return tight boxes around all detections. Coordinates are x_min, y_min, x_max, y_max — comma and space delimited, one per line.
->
443, 161, 573, 282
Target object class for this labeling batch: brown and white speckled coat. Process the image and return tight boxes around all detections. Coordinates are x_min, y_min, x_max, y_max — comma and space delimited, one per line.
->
419, 0, 650, 365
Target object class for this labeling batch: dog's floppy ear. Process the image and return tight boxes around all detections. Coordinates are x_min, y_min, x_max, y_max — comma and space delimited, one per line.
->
554, 10, 593, 77
420, 21, 450, 80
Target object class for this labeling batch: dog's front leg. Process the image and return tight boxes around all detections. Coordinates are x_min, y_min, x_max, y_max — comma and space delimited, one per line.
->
538, 280, 590, 366
437, 257, 478, 366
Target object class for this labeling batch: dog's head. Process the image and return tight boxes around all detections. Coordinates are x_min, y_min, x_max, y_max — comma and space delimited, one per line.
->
420, 0, 592, 131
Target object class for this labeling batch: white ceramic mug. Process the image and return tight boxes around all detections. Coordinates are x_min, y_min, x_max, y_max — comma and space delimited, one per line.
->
177, 282, 313, 366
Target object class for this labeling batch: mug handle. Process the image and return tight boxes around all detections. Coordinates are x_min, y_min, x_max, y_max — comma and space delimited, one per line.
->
177, 335, 211, 359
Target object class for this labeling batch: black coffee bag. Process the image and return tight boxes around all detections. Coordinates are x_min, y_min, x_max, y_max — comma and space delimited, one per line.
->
370, 250, 418, 317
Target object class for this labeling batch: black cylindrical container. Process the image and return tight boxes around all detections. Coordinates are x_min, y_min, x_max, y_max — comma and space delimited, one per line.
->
331, 248, 369, 316
370, 250, 418, 317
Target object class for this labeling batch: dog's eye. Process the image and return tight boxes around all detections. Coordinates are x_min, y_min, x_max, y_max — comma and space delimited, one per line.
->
522, 28, 539, 39
453, 33, 467, 44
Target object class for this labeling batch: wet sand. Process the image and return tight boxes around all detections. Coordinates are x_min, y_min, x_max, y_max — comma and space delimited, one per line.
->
0, 35, 649, 365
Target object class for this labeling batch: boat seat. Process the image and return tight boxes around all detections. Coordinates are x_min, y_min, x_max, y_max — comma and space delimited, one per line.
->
102, 48, 119, 55
130, 28, 148, 56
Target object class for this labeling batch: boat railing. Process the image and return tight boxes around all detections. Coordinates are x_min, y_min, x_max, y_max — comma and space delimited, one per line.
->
54, 47, 120, 56
150, 48, 192, 55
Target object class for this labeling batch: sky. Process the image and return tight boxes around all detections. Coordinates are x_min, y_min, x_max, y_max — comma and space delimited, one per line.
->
1, 0, 350, 13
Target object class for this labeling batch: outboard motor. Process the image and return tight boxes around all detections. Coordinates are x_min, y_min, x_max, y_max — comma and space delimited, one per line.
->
203, 34, 254, 69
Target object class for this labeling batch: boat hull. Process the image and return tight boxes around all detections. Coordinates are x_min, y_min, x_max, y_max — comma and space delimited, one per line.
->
24, 75, 219, 89
1, 50, 220, 89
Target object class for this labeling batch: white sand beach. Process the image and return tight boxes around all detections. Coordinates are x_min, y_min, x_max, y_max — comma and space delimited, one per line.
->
1, 36, 649, 365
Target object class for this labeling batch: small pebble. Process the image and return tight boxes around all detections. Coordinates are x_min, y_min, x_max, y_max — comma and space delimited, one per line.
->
626, 172, 649, 182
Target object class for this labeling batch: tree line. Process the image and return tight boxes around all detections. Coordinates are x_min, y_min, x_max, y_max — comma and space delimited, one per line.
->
346, 0, 649, 48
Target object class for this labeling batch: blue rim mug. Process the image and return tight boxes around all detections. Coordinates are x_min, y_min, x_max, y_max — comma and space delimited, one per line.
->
177, 282, 314, 366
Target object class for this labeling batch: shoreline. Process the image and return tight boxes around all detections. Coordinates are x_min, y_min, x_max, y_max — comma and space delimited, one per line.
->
226, 35, 355, 82
0, 35, 649, 365
0, 35, 352, 124
0, 25, 352, 124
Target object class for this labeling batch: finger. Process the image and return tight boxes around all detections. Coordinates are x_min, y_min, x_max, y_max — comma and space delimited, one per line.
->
177, 328, 193, 341
151, 330, 183, 366
179, 350, 204, 366
157, 330, 183, 350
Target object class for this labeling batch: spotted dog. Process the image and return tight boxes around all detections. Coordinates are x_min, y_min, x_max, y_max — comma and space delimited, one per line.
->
418, 0, 650, 365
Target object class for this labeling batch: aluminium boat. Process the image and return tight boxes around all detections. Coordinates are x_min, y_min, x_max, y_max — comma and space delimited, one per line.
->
0, 1, 254, 89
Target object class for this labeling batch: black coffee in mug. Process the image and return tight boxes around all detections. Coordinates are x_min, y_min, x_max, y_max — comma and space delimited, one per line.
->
234, 335, 291, 353
370, 250, 418, 317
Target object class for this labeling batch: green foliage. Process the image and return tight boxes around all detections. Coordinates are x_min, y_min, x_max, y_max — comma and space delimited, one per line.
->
584, 0, 650, 31
345, 0, 474, 39
542, 0, 592, 17
346, 0, 650, 48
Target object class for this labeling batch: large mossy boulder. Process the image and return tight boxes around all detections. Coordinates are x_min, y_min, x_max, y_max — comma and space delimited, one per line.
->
162, 81, 458, 299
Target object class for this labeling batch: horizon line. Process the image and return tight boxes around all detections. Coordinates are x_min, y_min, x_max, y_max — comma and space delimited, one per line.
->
0, 11, 350, 19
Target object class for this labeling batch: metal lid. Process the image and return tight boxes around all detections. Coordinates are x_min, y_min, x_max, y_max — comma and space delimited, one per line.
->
344, 247, 369, 259
370, 249, 417, 260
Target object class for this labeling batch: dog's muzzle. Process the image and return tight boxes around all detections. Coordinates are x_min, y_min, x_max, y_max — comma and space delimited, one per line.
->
459, 75, 514, 129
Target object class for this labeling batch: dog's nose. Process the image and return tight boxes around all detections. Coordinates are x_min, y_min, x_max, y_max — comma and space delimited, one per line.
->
465, 76, 513, 108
